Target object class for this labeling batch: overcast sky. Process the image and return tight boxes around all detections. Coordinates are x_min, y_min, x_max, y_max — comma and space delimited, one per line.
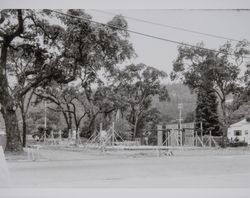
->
87, 9, 250, 77
2, 0, 250, 82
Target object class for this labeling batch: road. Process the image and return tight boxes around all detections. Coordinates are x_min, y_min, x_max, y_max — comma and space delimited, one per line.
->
6, 148, 250, 188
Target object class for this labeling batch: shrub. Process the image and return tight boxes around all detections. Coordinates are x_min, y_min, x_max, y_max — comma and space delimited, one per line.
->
62, 128, 69, 138
228, 141, 248, 147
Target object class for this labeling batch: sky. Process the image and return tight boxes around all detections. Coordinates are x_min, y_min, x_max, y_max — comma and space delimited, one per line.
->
2, 0, 250, 84
86, 9, 250, 77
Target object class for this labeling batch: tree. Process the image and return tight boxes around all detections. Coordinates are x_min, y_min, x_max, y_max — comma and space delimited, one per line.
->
112, 63, 170, 139
0, 10, 69, 152
228, 63, 250, 124
28, 106, 60, 131
90, 85, 126, 134
183, 111, 195, 123
231, 63, 250, 112
171, 41, 250, 145
35, 84, 89, 144
0, 9, 134, 152
8, 48, 37, 147
58, 10, 135, 136
195, 82, 220, 136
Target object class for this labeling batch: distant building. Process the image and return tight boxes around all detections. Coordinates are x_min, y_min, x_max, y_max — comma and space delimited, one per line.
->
227, 119, 250, 144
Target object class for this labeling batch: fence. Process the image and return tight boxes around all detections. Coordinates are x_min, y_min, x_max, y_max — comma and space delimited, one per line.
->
157, 123, 220, 148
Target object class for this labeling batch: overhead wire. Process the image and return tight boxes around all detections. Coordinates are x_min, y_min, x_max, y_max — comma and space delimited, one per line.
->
90, 9, 242, 42
49, 9, 250, 59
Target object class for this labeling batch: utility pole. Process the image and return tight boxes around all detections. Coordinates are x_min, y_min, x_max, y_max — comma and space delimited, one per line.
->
112, 122, 115, 146
112, 113, 115, 146
178, 103, 183, 146
200, 121, 203, 143
44, 100, 47, 142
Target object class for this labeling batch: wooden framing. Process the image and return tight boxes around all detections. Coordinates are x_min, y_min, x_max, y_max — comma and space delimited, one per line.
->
156, 123, 219, 148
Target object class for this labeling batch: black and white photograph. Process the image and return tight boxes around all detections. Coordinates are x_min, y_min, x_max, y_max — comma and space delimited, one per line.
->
1, 0, 250, 197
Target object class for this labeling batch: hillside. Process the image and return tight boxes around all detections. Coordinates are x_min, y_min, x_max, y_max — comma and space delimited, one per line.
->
152, 83, 197, 123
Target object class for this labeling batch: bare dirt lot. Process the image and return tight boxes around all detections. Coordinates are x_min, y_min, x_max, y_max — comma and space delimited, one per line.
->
4, 146, 250, 188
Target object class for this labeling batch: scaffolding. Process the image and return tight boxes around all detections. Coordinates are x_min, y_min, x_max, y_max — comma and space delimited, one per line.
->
157, 124, 220, 148
84, 122, 125, 151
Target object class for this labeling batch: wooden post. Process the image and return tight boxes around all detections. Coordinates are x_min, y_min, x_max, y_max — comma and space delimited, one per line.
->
44, 100, 47, 143
195, 131, 198, 146
157, 125, 163, 146
100, 123, 103, 132
180, 129, 183, 147
112, 122, 115, 146
58, 130, 62, 144
201, 122, 203, 143
209, 130, 212, 147
166, 130, 169, 146
77, 129, 81, 145
51, 130, 54, 139
192, 129, 195, 147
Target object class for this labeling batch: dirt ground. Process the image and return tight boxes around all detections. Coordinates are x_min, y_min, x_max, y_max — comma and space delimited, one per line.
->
3, 146, 250, 188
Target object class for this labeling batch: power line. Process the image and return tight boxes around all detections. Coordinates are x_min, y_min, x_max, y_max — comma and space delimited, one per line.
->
91, 9, 242, 42
50, 10, 250, 59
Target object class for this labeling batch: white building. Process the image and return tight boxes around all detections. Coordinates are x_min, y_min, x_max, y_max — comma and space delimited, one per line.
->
227, 119, 250, 144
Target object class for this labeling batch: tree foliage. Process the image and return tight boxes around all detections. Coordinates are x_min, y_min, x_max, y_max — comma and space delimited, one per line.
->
0, 9, 135, 152
171, 41, 250, 144
111, 63, 170, 138
195, 82, 220, 136
0, 9, 68, 151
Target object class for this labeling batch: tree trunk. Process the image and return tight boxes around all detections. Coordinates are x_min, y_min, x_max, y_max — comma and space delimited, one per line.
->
1, 104, 23, 152
88, 115, 96, 135
22, 114, 27, 147
73, 117, 79, 145
133, 116, 139, 138
67, 107, 72, 137
0, 44, 23, 152
220, 99, 228, 147
61, 111, 70, 131
20, 100, 27, 147
75, 125, 80, 146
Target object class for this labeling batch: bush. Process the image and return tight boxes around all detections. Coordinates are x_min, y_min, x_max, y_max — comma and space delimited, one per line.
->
148, 132, 157, 145
80, 127, 92, 139
62, 128, 69, 138
32, 126, 52, 141
228, 141, 248, 147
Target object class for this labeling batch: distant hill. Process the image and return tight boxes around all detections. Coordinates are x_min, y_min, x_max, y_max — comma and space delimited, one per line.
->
229, 102, 250, 125
152, 83, 197, 123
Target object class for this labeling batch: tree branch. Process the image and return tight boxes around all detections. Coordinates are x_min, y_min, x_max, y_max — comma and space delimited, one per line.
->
7, 10, 24, 43
77, 111, 88, 126
47, 106, 74, 114
0, 29, 5, 37
24, 88, 35, 116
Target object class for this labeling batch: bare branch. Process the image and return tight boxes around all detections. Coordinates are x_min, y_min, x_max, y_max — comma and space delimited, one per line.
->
24, 88, 35, 115
47, 106, 74, 114
77, 111, 88, 125
34, 91, 59, 106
